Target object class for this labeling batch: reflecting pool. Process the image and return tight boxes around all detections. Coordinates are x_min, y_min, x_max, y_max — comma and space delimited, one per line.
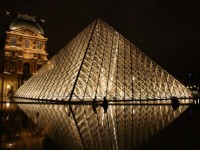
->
0, 98, 191, 150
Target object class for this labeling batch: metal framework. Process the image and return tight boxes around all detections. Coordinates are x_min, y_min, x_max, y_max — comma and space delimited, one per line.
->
14, 19, 192, 101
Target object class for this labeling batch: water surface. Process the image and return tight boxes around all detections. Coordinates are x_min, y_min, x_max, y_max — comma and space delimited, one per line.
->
0, 99, 190, 150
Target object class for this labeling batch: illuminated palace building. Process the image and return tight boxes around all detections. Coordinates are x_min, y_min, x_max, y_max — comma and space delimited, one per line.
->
0, 13, 48, 97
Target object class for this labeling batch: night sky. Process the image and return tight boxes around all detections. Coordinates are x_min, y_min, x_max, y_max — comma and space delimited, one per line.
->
1, 0, 200, 78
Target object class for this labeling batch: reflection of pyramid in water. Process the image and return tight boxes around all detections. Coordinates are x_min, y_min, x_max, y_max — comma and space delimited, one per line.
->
17, 99, 189, 150
14, 19, 192, 101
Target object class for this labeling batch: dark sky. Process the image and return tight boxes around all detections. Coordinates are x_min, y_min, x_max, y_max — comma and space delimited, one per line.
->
1, 0, 200, 78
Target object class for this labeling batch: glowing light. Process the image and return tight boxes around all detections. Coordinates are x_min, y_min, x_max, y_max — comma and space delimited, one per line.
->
6, 102, 10, 108
7, 143, 14, 148
101, 109, 104, 126
7, 84, 11, 89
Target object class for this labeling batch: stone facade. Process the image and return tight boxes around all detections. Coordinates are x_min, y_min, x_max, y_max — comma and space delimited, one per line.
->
0, 13, 48, 98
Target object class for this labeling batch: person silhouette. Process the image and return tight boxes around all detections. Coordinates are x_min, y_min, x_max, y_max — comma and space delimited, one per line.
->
102, 97, 108, 113
171, 96, 180, 111
92, 96, 98, 113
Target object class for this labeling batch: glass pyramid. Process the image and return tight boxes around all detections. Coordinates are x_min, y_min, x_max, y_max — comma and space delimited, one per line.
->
14, 19, 192, 101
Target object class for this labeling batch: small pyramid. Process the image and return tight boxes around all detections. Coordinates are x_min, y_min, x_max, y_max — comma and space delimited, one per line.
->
14, 18, 192, 101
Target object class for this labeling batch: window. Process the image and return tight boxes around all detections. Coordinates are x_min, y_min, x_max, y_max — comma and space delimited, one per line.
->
10, 37, 17, 46
10, 62, 15, 73
25, 39, 30, 48
23, 63, 30, 75
37, 41, 42, 50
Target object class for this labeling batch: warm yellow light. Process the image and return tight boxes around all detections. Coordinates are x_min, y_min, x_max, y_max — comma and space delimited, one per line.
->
8, 143, 13, 148
7, 85, 11, 89
6, 102, 10, 108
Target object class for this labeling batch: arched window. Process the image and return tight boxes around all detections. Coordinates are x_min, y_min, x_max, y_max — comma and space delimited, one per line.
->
25, 39, 30, 48
10, 37, 17, 46
37, 41, 42, 50
10, 62, 15, 73
23, 63, 30, 75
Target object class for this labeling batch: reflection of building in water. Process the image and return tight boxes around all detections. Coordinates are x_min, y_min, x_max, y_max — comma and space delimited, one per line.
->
14, 19, 191, 101
16, 99, 190, 150
0, 13, 48, 98
0, 103, 46, 150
